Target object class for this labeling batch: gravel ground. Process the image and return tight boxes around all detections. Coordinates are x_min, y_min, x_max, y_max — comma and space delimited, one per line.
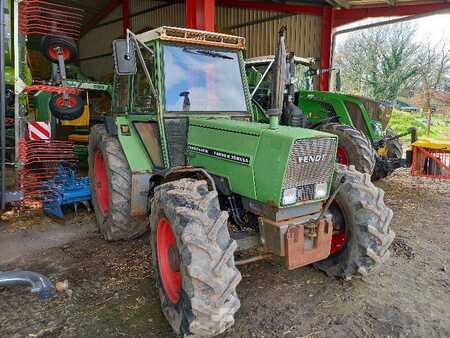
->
0, 169, 449, 338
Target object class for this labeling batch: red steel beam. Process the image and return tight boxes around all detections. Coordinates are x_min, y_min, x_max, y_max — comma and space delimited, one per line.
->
81, 0, 121, 36
122, 0, 130, 35
217, 0, 322, 16
320, 7, 334, 91
186, 0, 216, 31
333, 2, 450, 27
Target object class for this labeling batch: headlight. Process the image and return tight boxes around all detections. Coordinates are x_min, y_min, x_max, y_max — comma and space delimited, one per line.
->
314, 182, 328, 199
282, 188, 297, 206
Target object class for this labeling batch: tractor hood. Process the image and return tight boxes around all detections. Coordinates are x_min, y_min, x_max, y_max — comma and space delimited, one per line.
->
187, 117, 337, 208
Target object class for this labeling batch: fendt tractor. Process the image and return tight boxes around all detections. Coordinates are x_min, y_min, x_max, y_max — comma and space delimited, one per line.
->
88, 26, 394, 337
246, 52, 416, 180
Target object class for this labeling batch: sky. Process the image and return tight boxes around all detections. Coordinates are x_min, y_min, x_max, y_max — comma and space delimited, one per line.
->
336, 13, 450, 46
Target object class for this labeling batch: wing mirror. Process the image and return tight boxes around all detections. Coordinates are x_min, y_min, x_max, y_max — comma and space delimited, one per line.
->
112, 39, 137, 75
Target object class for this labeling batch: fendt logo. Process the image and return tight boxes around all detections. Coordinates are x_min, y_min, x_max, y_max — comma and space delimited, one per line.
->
298, 154, 327, 164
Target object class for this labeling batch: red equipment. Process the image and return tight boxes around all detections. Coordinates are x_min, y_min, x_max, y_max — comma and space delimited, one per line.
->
411, 139, 450, 179
19, 0, 84, 39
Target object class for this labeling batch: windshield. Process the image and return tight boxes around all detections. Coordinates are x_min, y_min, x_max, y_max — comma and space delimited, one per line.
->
163, 44, 248, 112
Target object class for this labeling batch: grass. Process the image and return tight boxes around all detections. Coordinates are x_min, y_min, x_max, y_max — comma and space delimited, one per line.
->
388, 109, 450, 140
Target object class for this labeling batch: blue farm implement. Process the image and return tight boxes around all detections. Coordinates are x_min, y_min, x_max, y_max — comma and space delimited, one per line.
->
44, 165, 91, 218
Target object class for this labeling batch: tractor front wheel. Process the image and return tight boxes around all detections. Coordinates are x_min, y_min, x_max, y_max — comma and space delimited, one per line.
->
150, 178, 241, 337
88, 124, 147, 241
319, 123, 375, 175
314, 165, 395, 279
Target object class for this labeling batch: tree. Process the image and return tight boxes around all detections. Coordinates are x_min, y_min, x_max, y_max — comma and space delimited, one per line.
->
335, 23, 420, 101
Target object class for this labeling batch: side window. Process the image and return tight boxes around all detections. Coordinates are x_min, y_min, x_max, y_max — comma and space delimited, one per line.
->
112, 73, 130, 113
131, 47, 156, 114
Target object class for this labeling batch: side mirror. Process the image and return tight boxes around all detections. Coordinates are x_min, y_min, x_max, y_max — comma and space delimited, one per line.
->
112, 39, 137, 75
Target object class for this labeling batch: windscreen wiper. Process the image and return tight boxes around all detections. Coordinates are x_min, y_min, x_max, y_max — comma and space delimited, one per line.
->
183, 47, 233, 60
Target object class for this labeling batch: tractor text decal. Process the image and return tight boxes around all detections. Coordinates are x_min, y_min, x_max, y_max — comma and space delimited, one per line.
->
187, 145, 250, 165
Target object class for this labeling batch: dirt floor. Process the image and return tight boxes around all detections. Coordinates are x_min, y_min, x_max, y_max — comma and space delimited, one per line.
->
0, 169, 449, 338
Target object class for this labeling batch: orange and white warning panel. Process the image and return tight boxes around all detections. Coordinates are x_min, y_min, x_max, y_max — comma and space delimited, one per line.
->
28, 121, 51, 140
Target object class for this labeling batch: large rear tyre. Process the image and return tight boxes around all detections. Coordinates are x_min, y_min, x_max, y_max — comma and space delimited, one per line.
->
314, 165, 394, 279
150, 178, 241, 337
88, 125, 147, 241
319, 123, 375, 175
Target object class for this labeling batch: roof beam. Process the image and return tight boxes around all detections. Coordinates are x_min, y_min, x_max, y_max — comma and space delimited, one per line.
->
325, 0, 351, 9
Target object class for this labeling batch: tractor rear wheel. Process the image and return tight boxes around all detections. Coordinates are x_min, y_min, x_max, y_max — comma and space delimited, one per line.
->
88, 124, 147, 241
314, 165, 394, 279
150, 178, 241, 337
319, 123, 375, 175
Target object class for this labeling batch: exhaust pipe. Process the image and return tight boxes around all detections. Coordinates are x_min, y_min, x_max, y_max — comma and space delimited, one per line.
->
0, 271, 56, 300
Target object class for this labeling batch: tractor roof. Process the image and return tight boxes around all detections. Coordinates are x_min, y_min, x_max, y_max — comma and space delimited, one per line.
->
246, 55, 316, 67
136, 26, 246, 50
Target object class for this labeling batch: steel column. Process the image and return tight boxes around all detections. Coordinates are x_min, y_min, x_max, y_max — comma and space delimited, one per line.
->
186, 0, 215, 32
0, 0, 6, 209
122, 0, 130, 36
319, 7, 333, 91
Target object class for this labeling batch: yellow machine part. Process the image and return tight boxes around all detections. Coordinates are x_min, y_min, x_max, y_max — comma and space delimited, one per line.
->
61, 105, 90, 127
412, 138, 450, 151
377, 146, 387, 157
68, 134, 89, 143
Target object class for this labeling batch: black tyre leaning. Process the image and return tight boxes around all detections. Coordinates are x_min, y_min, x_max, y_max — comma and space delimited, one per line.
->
385, 128, 403, 159
88, 124, 148, 241
40, 35, 78, 63
372, 128, 403, 181
314, 165, 395, 279
49, 94, 84, 120
150, 178, 241, 337
319, 123, 376, 175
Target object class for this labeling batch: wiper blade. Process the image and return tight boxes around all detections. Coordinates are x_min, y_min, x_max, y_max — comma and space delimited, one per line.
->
183, 47, 232, 60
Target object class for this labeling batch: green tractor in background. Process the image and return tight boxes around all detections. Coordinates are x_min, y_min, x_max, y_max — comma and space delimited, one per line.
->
246, 53, 415, 180
88, 26, 394, 337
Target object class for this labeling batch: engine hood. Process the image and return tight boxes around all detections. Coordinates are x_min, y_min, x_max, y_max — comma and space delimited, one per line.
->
187, 117, 337, 207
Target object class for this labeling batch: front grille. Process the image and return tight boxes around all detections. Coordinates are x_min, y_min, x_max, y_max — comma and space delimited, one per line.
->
284, 138, 336, 193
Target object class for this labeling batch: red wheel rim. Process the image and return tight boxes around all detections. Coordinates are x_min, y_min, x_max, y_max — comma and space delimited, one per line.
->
330, 201, 348, 255
336, 146, 349, 165
93, 150, 109, 216
55, 95, 78, 108
48, 46, 71, 61
330, 232, 347, 255
156, 218, 181, 304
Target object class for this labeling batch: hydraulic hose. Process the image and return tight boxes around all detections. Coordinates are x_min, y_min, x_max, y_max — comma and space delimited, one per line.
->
0, 271, 56, 300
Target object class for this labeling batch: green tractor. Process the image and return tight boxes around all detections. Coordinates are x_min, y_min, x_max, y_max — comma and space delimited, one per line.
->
88, 26, 394, 337
246, 54, 415, 180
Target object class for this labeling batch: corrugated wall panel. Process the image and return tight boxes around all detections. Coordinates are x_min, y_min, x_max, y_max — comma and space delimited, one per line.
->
79, 3, 322, 80
79, 1, 184, 79
131, 3, 185, 32
217, 6, 322, 59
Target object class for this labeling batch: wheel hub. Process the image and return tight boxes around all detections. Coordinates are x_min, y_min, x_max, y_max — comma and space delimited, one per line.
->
329, 202, 348, 255
336, 146, 349, 165
48, 46, 71, 61
156, 218, 181, 304
168, 245, 180, 272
